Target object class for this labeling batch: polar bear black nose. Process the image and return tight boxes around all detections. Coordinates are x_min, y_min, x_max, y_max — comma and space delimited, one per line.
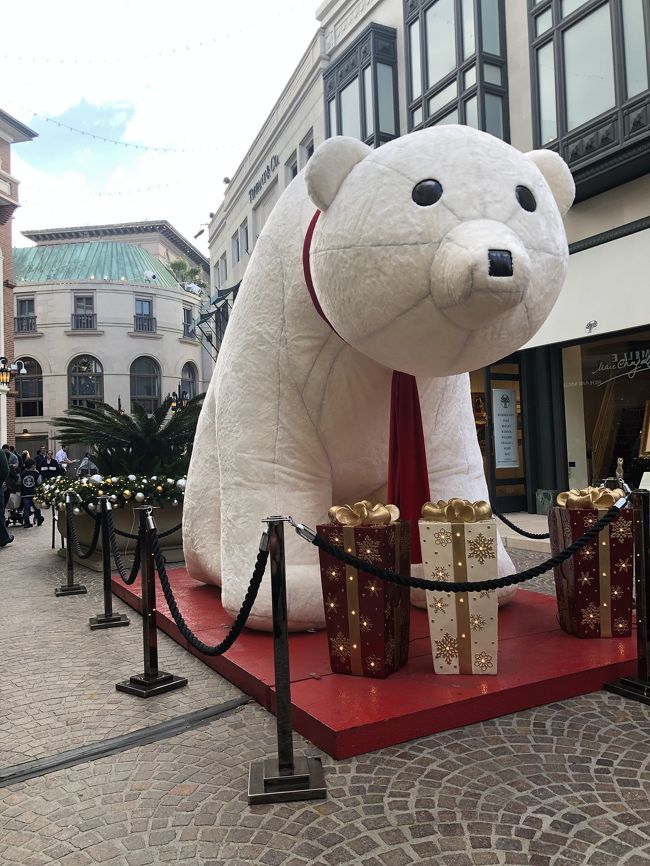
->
488, 249, 513, 277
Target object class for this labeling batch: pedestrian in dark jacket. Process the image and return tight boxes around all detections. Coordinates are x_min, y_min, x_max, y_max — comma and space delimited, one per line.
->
0, 448, 14, 546
40, 451, 63, 481
20, 459, 43, 528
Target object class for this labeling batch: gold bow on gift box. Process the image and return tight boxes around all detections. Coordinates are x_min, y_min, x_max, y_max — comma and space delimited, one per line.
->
556, 487, 625, 509
328, 500, 400, 526
421, 498, 493, 523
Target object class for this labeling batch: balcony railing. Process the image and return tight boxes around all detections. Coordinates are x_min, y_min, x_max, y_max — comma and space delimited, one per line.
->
183, 322, 197, 339
134, 315, 157, 333
71, 313, 97, 330
14, 315, 37, 334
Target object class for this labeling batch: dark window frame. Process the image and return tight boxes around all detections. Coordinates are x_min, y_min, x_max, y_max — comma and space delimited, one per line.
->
324, 23, 400, 147
181, 361, 198, 399
403, 0, 510, 139
16, 356, 43, 418
528, 0, 650, 201
68, 354, 104, 409
130, 356, 161, 415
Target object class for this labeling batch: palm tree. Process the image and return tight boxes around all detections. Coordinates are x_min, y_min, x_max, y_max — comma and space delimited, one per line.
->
167, 259, 208, 290
52, 395, 204, 477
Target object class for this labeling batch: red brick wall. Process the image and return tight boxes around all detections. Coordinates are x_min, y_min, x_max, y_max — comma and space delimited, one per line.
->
0, 138, 16, 443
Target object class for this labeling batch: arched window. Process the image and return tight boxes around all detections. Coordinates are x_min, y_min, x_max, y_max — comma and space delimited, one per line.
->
181, 362, 197, 400
16, 357, 43, 417
68, 355, 103, 408
130, 357, 161, 414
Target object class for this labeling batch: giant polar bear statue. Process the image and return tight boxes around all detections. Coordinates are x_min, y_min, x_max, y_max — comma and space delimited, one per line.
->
184, 125, 575, 632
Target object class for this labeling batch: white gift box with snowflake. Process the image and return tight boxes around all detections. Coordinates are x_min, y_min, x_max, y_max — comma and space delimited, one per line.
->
419, 506, 498, 675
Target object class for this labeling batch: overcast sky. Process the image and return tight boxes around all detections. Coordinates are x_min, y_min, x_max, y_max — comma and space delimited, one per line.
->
3, 1, 319, 255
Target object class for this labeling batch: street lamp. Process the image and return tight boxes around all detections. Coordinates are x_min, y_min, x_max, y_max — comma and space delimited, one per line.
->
0, 357, 26, 386
167, 384, 189, 413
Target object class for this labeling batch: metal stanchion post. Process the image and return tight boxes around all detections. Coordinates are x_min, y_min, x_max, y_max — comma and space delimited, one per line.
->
89, 497, 130, 630
55, 493, 87, 597
51, 504, 56, 550
116, 507, 187, 697
605, 489, 650, 704
248, 516, 326, 804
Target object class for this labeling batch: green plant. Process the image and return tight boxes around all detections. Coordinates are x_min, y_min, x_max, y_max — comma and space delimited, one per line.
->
167, 259, 208, 289
52, 395, 204, 477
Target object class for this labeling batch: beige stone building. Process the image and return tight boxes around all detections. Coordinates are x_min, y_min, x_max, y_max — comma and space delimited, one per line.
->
12, 222, 211, 457
202, 0, 650, 513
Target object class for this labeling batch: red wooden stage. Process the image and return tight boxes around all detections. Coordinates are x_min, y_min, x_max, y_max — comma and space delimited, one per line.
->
112, 568, 638, 759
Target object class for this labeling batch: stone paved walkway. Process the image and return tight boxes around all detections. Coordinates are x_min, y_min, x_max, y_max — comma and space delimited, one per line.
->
1, 516, 649, 865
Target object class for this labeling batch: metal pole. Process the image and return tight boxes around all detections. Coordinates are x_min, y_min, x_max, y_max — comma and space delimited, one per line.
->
55, 493, 87, 596
605, 489, 650, 703
248, 515, 326, 804
51, 504, 56, 550
116, 507, 186, 697
89, 497, 129, 630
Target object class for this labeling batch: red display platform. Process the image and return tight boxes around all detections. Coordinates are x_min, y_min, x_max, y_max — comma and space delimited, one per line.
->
112, 569, 638, 759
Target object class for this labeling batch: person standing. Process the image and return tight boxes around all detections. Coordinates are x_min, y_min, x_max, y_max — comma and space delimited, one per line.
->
40, 450, 63, 481
35, 446, 47, 471
0, 447, 14, 547
20, 459, 44, 528
2, 444, 18, 471
55, 444, 77, 475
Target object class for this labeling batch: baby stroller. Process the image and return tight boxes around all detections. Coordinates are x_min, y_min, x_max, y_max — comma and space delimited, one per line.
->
6, 491, 23, 527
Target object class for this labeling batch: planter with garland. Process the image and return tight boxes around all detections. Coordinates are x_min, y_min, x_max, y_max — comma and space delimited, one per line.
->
37, 474, 185, 571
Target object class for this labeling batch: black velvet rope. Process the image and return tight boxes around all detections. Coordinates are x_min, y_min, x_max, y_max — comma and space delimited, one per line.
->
78, 501, 181, 539
303, 501, 627, 593
107, 509, 141, 585
65, 501, 102, 560
151, 529, 268, 656
490, 505, 551, 540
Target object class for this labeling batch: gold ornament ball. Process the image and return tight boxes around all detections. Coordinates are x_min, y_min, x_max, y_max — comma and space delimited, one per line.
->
123, 490, 132, 499
98, 489, 104, 496
156, 485, 163, 493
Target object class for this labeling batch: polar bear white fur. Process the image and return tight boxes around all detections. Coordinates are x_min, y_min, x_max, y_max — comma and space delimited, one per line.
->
184, 126, 574, 632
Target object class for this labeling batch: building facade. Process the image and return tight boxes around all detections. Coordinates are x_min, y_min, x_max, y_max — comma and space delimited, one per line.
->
0, 108, 37, 446
203, 0, 650, 512
12, 222, 211, 458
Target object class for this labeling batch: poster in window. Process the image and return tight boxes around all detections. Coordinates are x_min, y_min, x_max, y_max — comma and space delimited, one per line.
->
493, 387, 519, 469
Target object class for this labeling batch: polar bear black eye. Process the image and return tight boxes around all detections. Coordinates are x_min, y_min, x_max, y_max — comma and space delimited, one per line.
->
516, 185, 536, 212
412, 179, 443, 206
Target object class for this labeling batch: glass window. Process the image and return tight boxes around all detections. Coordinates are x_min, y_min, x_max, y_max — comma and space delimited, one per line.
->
17, 297, 34, 317
428, 81, 458, 116
377, 63, 396, 134
535, 8, 553, 37
464, 65, 477, 89
69, 355, 103, 409
130, 357, 160, 414
462, 0, 476, 58
484, 61, 502, 85
328, 98, 337, 136
436, 107, 460, 124
239, 220, 249, 256
135, 297, 152, 317
232, 231, 240, 264
363, 65, 374, 137
425, 0, 457, 87
340, 76, 361, 139
481, 0, 501, 55
181, 362, 197, 400
412, 106, 424, 126
563, 3, 615, 131
74, 295, 94, 315
537, 41, 557, 143
562, 0, 587, 16
409, 19, 422, 99
465, 94, 479, 127
16, 357, 42, 418
220, 252, 227, 284
622, 0, 649, 99
484, 92, 504, 138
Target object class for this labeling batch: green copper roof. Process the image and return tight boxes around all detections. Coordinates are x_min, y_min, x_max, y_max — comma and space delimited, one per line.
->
12, 242, 179, 287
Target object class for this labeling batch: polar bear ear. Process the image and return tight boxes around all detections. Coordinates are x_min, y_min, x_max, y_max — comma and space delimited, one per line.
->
305, 136, 371, 211
525, 149, 575, 217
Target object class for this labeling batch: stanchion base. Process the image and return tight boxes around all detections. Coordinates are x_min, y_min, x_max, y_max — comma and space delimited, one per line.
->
89, 613, 130, 630
248, 756, 326, 804
55, 584, 87, 597
605, 677, 650, 706
115, 670, 188, 698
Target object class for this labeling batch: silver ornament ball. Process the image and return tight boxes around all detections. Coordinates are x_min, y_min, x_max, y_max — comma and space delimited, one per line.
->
135, 492, 145, 503
175, 479, 186, 491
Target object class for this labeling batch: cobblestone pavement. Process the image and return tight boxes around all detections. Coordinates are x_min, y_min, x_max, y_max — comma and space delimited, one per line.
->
1, 522, 649, 865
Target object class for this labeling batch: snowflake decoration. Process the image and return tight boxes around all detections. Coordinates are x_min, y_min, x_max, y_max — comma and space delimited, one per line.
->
433, 565, 450, 581
365, 654, 383, 673
434, 632, 459, 665
467, 533, 495, 566
578, 572, 593, 586
470, 613, 486, 631
330, 534, 342, 545
385, 639, 395, 667
359, 615, 373, 633
430, 596, 449, 614
325, 565, 344, 582
329, 632, 351, 661
474, 652, 494, 672
579, 545, 596, 561
363, 582, 380, 598
580, 603, 600, 630
613, 618, 629, 634
358, 535, 382, 563
583, 513, 597, 529
610, 518, 633, 543
434, 528, 453, 547
325, 595, 339, 614
479, 590, 493, 599
616, 558, 631, 573
386, 529, 396, 547
610, 585, 624, 599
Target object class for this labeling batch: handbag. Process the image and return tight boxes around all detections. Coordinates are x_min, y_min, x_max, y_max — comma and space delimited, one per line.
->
7, 492, 21, 510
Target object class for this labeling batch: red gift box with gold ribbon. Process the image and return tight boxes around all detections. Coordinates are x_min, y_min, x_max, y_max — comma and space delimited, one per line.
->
548, 487, 635, 638
317, 501, 410, 678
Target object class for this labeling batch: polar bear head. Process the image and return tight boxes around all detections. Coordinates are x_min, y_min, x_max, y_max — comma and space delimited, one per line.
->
304, 126, 574, 377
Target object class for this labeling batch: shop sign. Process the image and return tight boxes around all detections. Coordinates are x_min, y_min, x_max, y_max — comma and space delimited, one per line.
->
493, 388, 519, 469
249, 155, 280, 203
590, 349, 650, 386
